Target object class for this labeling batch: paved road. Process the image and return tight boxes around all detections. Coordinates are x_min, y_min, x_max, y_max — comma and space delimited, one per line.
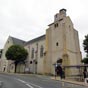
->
0, 73, 61, 88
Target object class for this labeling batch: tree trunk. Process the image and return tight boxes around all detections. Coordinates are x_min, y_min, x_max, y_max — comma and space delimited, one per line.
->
15, 62, 18, 73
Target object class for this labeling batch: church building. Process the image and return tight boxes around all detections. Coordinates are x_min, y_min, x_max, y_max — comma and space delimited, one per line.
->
25, 9, 82, 75
0, 9, 82, 76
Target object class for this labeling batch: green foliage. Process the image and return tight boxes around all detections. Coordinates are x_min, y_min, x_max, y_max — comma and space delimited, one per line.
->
83, 34, 88, 55
5, 45, 28, 63
81, 57, 88, 64
82, 34, 88, 64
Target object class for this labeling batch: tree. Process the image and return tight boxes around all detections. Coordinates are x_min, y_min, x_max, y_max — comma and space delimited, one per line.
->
83, 34, 88, 56
82, 34, 88, 64
5, 45, 28, 73
81, 57, 88, 64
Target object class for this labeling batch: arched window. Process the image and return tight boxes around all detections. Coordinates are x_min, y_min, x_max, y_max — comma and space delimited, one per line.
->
40, 45, 44, 57
31, 48, 34, 59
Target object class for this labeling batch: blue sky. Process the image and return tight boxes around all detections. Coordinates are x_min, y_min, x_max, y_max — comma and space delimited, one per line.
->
0, 0, 88, 57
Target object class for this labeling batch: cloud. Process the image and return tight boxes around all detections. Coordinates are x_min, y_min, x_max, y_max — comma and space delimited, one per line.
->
0, 0, 88, 57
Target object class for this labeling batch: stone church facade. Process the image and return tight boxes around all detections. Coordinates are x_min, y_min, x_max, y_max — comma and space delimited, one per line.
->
0, 9, 82, 75
45, 9, 82, 75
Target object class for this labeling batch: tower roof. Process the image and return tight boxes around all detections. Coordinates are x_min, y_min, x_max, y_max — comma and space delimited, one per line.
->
59, 8, 67, 12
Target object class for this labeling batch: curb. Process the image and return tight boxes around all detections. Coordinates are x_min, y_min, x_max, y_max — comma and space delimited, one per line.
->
0, 72, 33, 76
51, 77, 88, 87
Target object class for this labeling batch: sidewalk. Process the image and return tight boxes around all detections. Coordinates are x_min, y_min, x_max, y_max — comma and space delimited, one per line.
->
51, 76, 88, 87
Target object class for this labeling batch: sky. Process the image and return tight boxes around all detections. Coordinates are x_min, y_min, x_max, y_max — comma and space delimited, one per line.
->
0, 0, 88, 58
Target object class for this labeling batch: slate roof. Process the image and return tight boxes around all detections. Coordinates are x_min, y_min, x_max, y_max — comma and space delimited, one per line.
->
25, 34, 45, 45
10, 36, 26, 46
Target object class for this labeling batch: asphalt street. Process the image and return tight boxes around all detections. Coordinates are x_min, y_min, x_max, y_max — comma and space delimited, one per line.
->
0, 73, 62, 88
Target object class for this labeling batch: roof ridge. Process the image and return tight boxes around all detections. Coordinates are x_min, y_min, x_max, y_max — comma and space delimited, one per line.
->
10, 36, 26, 42
25, 34, 45, 45
9, 36, 26, 46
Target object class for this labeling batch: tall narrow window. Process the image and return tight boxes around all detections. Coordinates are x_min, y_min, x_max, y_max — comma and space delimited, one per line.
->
31, 48, 34, 59
40, 45, 44, 57
56, 42, 59, 46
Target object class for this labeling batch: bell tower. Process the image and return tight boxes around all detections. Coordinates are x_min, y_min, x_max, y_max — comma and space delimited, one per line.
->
45, 8, 82, 76
54, 8, 66, 22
